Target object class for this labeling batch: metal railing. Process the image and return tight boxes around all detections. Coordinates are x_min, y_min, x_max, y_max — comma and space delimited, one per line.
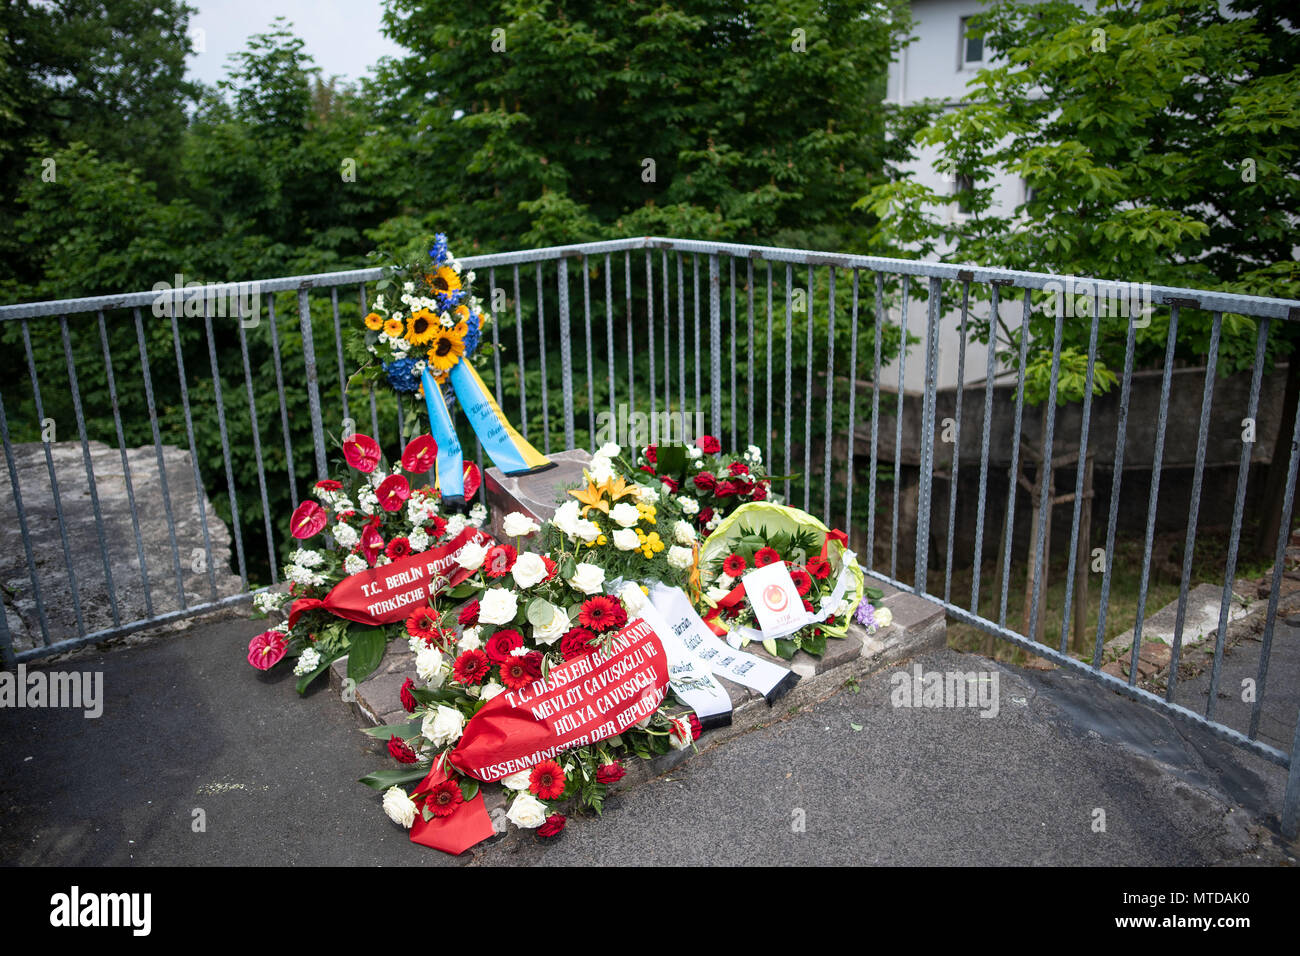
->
2, 236, 1299, 834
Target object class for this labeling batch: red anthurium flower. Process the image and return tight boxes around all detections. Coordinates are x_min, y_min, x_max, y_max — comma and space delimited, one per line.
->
458, 600, 480, 626
722, 553, 747, 577
386, 537, 412, 559
342, 433, 381, 473
595, 761, 626, 784
560, 627, 597, 661
484, 544, 517, 578
360, 525, 384, 565
697, 435, 721, 454
462, 462, 482, 500
377, 474, 411, 512
485, 629, 524, 663
289, 500, 327, 539
247, 630, 288, 670
693, 472, 717, 493
754, 546, 781, 568
529, 760, 567, 800
400, 678, 418, 713
452, 649, 491, 685
579, 595, 627, 633
424, 778, 464, 818
387, 736, 418, 764
401, 434, 438, 473
807, 555, 832, 580
790, 567, 813, 596
538, 814, 566, 838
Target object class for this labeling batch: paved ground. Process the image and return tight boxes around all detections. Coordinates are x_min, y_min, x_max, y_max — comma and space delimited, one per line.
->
1, 616, 1297, 866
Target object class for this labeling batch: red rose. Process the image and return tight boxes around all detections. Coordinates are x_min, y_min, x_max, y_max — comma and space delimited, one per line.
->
314, 478, 343, 492
639, 465, 657, 476
424, 778, 463, 818
289, 500, 327, 539
247, 630, 287, 670
484, 544, 517, 578
529, 760, 567, 800
538, 814, 567, 839
697, 435, 721, 454
595, 761, 626, 784
387, 735, 418, 764
728, 461, 749, 477
644, 444, 658, 464
790, 567, 813, 596
693, 472, 717, 493
342, 433, 381, 473
560, 627, 597, 661
715, 479, 739, 497
452, 649, 491, 685
660, 475, 680, 492
400, 677, 418, 713
751, 482, 770, 501
401, 434, 438, 473
722, 553, 747, 577
807, 555, 832, 580
697, 507, 714, 527
754, 546, 781, 568
458, 600, 480, 626
578, 595, 627, 633
485, 629, 524, 663
688, 713, 702, 740
385, 536, 412, 559
377, 474, 411, 512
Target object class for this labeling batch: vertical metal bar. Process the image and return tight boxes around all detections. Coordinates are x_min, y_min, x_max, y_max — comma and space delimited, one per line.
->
584, 256, 595, 442
996, 290, 1032, 627
766, 262, 773, 468
98, 311, 153, 616
169, 311, 218, 600
1058, 308, 1100, 652
536, 264, 552, 454
557, 257, 574, 450
730, 256, 738, 450
915, 278, 941, 595
868, 273, 884, 574
646, 251, 657, 422
678, 253, 687, 421
1128, 305, 1179, 686
0, 390, 50, 646
891, 277, 910, 582
1093, 314, 1140, 666
267, 295, 299, 512
971, 284, 1001, 615
204, 306, 248, 590
709, 254, 722, 438
845, 270, 860, 532
605, 255, 616, 421
297, 290, 329, 480
489, 268, 504, 407
1169, 313, 1221, 697
1027, 307, 1065, 642
239, 311, 278, 585
823, 268, 836, 522
134, 308, 186, 607
783, 265, 793, 500
514, 264, 528, 439
804, 266, 815, 513
332, 287, 350, 424
746, 258, 755, 451
1283, 712, 1300, 838
694, 255, 701, 418
663, 251, 671, 418
22, 320, 84, 634
944, 282, 970, 605
626, 252, 634, 415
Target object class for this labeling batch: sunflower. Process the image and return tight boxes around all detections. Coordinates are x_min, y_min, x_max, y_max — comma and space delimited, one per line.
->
426, 322, 467, 378
405, 308, 438, 346
383, 317, 405, 338
364, 311, 384, 331
427, 265, 462, 298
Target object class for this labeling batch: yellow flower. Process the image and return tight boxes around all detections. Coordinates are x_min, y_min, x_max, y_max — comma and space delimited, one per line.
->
383, 317, 404, 338
426, 322, 467, 378
637, 503, 657, 525
427, 265, 462, 298
364, 312, 384, 331
454, 304, 471, 324
406, 308, 438, 346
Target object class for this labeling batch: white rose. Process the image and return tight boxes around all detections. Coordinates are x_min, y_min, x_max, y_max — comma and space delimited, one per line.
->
500, 769, 533, 791
610, 502, 640, 528
415, 646, 445, 686
612, 528, 640, 551
677, 496, 699, 515
502, 511, 540, 537
511, 552, 549, 589
596, 442, 621, 458
667, 545, 693, 570
875, 607, 893, 629
619, 582, 647, 614
459, 626, 482, 651
479, 587, 519, 625
554, 499, 583, 536
533, 605, 570, 645
587, 456, 615, 483
422, 704, 465, 748
480, 681, 506, 701
455, 540, 488, 571
673, 519, 696, 546
382, 787, 417, 829
568, 562, 605, 595
575, 519, 600, 543
506, 792, 548, 829
635, 483, 659, 505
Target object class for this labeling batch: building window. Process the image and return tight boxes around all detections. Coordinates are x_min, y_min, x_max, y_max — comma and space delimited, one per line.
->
954, 174, 974, 215
960, 17, 984, 68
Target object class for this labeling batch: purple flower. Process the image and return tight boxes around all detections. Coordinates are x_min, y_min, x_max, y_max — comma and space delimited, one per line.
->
854, 599, 876, 629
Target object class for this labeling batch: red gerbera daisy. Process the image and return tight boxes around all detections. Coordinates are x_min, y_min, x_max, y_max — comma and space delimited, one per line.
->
452, 649, 491, 685
754, 546, 781, 568
387, 735, 417, 764
423, 778, 464, 818
386, 536, 412, 559
529, 759, 567, 800
406, 606, 450, 649
722, 553, 747, 577
807, 555, 832, 580
484, 544, 518, 578
499, 651, 543, 691
426, 514, 448, 539
790, 567, 813, 596
578, 595, 627, 633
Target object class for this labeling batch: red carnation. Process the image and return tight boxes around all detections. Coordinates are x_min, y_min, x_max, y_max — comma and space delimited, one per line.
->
728, 461, 749, 477
688, 713, 702, 740
484, 544, 517, 578
377, 474, 411, 512
424, 778, 464, 818
697, 435, 721, 454
452, 649, 491, 685
790, 567, 813, 596
387, 735, 418, 764
529, 760, 567, 800
660, 475, 680, 492
342, 433, 381, 473
578, 595, 627, 633
485, 629, 523, 663
807, 555, 832, 580
722, 553, 747, 577
246, 630, 287, 670
644, 444, 658, 464
538, 814, 566, 838
595, 761, 626, 784
458, 600, 480, 626
386, 536, 412, 559
693, 472, 717, 493
314, 478, 343, 492
401, 434, 438, 473
499, 651, 542, 690
754, 546, 781, 568
400, 678, 418, 713
560, 627, 597, 661
289, 500, 327, 540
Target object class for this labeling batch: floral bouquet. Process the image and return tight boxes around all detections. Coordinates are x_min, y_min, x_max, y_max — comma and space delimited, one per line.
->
363, 509, 701, 842
248, 431, 488, 691
632, 435, 780, 536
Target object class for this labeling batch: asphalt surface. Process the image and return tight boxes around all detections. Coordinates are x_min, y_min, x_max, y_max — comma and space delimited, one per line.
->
2, 617, 1296, 867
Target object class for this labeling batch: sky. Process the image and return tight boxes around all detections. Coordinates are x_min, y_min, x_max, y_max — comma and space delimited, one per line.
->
186, 0, 405, 89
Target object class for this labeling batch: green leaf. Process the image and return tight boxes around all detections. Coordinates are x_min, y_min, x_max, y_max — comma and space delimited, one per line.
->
358, 764, 431, 791
657, 443, 687, 476
526, 597, 558, 627
459, 779, 480, 802
346, 625, 388, 684
360, 721, 423, 739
